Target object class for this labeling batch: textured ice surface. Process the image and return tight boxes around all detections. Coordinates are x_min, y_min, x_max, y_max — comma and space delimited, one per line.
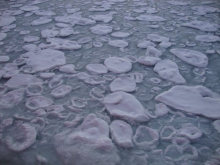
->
104, 57, 132, 73
156, 86, 220, 119
110, 120, 133, 148
54, 114, 120, 165
170, 48, 208, 67
154, 59, 186, 84
103, 91, 149, 123
0, 0, 220, 164
110, 76, 136, 92
23, 49, 66, 72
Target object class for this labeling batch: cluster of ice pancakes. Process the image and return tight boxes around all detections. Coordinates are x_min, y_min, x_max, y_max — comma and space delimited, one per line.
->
0, 0, 220, 164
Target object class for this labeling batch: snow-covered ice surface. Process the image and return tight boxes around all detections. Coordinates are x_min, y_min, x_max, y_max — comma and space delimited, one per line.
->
0, 0, 220, 164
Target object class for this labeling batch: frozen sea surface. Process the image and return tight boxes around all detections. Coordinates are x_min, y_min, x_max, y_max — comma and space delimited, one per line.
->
0, 0, 220, 164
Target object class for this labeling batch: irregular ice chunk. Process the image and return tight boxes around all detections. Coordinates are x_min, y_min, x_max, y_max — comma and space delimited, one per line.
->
40, 38, 81, 50
85, 64, 108, 74
147, 34, 169, 43
146, 46, 162, 57
195, 35, 220, 42
110, 76, 136, 92
51, 85, 72, 98
54, 114, 120, 165
90, 24, 112, 35
59, 27, 73, 37
31, 17, 52, 26
23, 36, 39, 42
182, 20, 219, 32
111, 32, 131, 38
179, 124, 202, 140
0, 56, 10, 63
48, 74, 63, 88
103, 92, 149, 122
155, 103, 169, 117
34, 10, 56, 16
170, 48, 208, 67
0, 89, 25, 109
0, 16, 16, 27
24, 49, 66, 72
59, 64, 75, 74
39, 72, 55, 79
167, 1, 189, 5
5, 74, 42, 89
155, 85, 220, 119
20, 5, 39, 11
108, 40, 128, 48
26, 96, 53, 110
137, 41, 156, 48
5, 124, 36, 152
153, 59, 186, 84
110, 120, 133, 148
0, 33, 7, 41
138, 56, 161, 66
104, 57, 132, 73
84, 75, 106, 85
133, 126, 159, 150
90, 14, 113, 23
136, 15, 166, 21
192, 6, 218, 13
159, 41, 172, 48
160, 126, 177, 141
41, 29, 59, 38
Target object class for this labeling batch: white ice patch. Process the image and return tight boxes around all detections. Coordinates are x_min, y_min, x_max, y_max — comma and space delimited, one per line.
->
41, 29, 59, 38
59, 27, 73, 37
20, 5, 39, 11
5, 124, 37, 152
0, 56, 10, 63
103, 91, 149, 123
85, 64, 108, 74
31, 17, 52, 26
90, 24, 112, 35
108, 40, 128, 48
34, 10, 56, 16
146, 46, 162, 57
23, 49, 66, 72
0, 16, 16, 27
40, 38, 81, 50
5, 74, 42, 89
182, 20, 219, 32
137, 41, 156, 48
111, 32, 131, 38
59, 64, 75, 74
195, 34, 220, 42
54, 114, 120, 165
136, 15, 166, 21
110, 120, 133, 148
155, 85, 220, 119
153, 59, 186, 84
104, 57, 132, 73
155, 103, 169, 117
138, 56, 161, 66
192, 6, 218, 14
170, 48, 208, 67
89, 14, 113, 23
147, 34, 169, 43
167, 1, 189, 5
110, 76, 136, 92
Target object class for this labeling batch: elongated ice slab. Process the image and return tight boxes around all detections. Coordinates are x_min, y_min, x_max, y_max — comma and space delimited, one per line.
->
155, 85, 220, 119
170, 48, 208, 67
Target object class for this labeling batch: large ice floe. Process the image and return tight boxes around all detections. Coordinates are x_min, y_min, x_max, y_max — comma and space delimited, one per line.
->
54, 114, 120, 165
155, 85, 220, 119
